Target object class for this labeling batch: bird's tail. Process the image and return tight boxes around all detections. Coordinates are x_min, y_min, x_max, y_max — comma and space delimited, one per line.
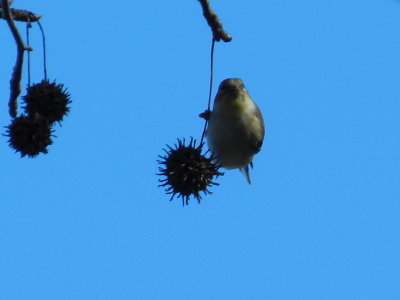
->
239, 165, 252, 184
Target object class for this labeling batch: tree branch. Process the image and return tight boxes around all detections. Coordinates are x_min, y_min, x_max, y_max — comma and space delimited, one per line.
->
0, 8, 41, 22
1, 0, 34, 118
198, 0, 232, 42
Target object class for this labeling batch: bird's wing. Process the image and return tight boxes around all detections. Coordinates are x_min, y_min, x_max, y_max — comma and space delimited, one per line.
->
250, 106, 265, 154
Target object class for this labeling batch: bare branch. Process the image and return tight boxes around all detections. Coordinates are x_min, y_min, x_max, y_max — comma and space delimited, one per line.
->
198, 0, 232, 42
1, 0, 33, 118
0, 8, 41, 22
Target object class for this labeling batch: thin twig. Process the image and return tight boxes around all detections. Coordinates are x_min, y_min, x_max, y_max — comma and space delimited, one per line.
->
200, 38, 215, 145
198, 0, 232, 42
37, 20, 47, 80
26, 19, 31, 86
2, 0, 33, 118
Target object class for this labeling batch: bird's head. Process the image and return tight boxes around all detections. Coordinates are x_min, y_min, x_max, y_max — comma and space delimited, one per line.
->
218, 78, 245, 96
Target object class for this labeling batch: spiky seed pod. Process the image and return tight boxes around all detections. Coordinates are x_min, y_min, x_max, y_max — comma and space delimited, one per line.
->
5, 115, 53, 158
158, 138, 223, 206
23, 79, 71, 124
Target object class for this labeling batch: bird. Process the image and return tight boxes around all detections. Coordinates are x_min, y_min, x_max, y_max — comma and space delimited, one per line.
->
206, 78, 265, 184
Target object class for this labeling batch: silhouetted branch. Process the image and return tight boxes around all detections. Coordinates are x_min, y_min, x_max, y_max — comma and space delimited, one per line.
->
1, 0, 34, 117
198, 0, 232, 42
0, 8, 41, 22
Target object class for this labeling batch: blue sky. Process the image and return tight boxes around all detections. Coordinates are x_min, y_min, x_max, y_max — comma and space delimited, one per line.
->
1, 0, 400, 299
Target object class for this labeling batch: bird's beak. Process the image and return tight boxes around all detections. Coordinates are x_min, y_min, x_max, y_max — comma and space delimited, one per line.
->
229, 86, 241, 94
